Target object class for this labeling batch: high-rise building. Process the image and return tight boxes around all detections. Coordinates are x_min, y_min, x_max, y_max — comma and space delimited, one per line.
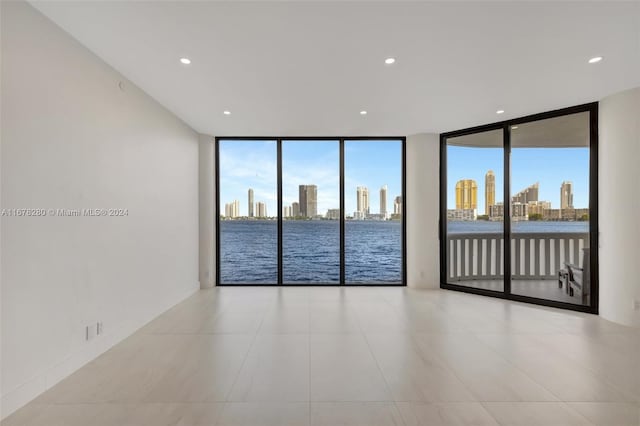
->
224, 200, 240, 218
394, 196, 403, 215
357, 186, 370, 217
560, 181, 574, 209
292, 202, 300, 217
298, 185, 317, 218
283, 206, 292, 218
455, 179, 477, 210
512, 182, 539, 204
248, 188, 254, 217
380, 185, 388, 219
485, 171, 495, 215
256, 202, 267, 218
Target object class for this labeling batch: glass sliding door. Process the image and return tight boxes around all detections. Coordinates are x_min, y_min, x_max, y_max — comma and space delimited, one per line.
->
444, 130, 505, 292
510, 112, 591, 306
218, 139, 278, 284
344, 139, 403, 284
440, 103, 598, 313
282, 140, 340, 284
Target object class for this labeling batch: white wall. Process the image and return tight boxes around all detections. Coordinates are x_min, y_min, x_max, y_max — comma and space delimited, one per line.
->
0, 1, 199, 418
598, 87, 640, 327
198, 134, 215, 289
406, 133, 440, 289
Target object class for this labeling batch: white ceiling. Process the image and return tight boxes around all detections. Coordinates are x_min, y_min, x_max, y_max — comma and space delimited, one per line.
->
31, 1, 640, 137
448, 111, 589, 148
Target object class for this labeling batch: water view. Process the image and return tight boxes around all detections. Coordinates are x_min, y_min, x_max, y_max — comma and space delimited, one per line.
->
219, 220, 402, 284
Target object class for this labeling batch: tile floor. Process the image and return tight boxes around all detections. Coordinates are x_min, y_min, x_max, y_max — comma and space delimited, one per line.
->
449, 279, 584, 305
3, 287, 639, 426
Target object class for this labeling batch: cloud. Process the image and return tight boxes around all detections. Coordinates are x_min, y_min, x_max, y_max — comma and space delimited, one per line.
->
219, 140, 403, 216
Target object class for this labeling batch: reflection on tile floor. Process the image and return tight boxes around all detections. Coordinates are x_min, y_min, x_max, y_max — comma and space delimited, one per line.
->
3, 287, 639, 426
449, 279, 588, 305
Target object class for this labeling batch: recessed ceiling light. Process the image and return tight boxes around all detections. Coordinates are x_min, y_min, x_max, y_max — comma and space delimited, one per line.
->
384, 57, 396, 65
360, 110, 368, 115
511, 125, 518, 130
588, 56, 603, 64
223, 110, 231, 115
180, 57, 191, 65
496, 110, 505, 114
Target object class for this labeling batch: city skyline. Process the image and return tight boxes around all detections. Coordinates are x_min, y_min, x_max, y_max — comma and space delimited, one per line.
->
224, 183, 400, 219
447, 145, 589, 209
220, 142, 587, 217
219, 139, 402, 217
451, 175, 582, 221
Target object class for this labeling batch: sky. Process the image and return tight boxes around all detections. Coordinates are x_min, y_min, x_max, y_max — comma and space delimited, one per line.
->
218, 140, 589, 216
447, 146, 590, 211
219, 140, 403, 217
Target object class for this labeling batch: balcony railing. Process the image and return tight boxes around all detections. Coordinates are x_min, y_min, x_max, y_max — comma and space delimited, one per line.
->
446, 232, 588, 281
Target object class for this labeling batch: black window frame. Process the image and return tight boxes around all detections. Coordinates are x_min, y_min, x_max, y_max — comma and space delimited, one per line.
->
215, 136, 407, 286
439, 102, 599, 314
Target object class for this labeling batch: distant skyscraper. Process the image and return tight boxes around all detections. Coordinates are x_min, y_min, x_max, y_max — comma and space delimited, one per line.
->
560, 181, 574, 209
485, 171, 495, 215
299, 185, 317, 218
357, 186, 370, 217
512, 182, 539, 204
248, 188, 254, 217
292, 202, 300, 217
394, 196, 403, 216
224, 200, 240, 218
455, 179, 477, 210
256, 202, 267, 218
380, 185, 388, 219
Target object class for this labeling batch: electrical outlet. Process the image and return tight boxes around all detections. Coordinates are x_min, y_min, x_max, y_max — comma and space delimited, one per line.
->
633, 300, 640, 311
97, 322, 104, 335
85, 325, 96, 341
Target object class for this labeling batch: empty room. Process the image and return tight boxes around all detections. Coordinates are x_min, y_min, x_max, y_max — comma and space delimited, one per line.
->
1, 1, 639, 425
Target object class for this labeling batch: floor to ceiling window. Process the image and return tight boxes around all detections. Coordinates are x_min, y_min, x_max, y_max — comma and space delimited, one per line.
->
218, 139, 277, 284
216, 137, 405, 285
282, 140, 340, 284
345, 140, 403, 284
440, 104, 598, 312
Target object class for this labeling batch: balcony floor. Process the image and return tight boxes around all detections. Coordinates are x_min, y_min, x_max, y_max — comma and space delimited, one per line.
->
3, 287, 636, 426
448, 279, 587, 306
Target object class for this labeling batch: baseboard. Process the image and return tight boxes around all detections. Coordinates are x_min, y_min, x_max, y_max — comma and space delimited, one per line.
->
0, 283, 199, 420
